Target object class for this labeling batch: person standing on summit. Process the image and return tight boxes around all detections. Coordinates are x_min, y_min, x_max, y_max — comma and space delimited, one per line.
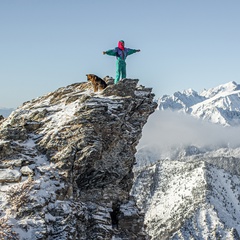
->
103, 40, 140, 84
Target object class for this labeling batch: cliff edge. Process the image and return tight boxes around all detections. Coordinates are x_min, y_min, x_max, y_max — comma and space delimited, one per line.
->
0, 78, 157, 239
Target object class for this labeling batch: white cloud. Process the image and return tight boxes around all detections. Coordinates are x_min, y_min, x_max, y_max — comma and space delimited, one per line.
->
138, 110, 240, 156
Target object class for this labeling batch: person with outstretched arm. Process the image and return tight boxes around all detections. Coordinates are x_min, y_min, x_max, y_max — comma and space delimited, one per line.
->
103, 40, 140, 84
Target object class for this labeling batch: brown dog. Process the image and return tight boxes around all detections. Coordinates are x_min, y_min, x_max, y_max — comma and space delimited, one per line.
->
86, 74, 108, 92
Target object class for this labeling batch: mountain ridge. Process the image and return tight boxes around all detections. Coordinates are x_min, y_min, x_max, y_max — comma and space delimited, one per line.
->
158, 81, 240, 126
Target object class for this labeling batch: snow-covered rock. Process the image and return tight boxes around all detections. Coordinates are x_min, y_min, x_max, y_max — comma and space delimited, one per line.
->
0, 169, 21, 183
0, 77, 157, 239
20, 166, 33, 176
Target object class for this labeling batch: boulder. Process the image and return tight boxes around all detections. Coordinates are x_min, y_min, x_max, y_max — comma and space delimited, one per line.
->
0, 169, 21, 183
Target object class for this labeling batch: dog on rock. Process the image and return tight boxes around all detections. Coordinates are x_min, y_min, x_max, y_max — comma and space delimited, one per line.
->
86, 74, 108, 92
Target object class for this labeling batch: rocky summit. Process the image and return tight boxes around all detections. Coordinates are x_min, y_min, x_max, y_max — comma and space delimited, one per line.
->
0, 78, 157, 240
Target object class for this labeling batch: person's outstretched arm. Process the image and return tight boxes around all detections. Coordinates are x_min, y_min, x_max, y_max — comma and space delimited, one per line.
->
103, 48, 117, 56
126, 48, 141, 56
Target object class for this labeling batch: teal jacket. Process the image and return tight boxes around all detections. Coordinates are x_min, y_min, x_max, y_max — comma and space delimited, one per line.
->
105, 47, 138, 62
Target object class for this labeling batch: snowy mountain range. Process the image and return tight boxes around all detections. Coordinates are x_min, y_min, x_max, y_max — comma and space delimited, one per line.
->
132, 81, 240, 239
158, 81, 240, 126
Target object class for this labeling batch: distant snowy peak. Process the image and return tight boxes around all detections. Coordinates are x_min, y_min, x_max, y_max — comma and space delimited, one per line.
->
200, 81, 240, 98
158, 81, 240, 126
158, 89, 206, 111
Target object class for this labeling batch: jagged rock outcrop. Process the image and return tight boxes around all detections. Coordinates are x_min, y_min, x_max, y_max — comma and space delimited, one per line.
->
0, 78, 157, 239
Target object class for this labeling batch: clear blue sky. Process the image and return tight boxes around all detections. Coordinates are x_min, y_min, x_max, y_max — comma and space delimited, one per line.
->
1, 0, 240, 108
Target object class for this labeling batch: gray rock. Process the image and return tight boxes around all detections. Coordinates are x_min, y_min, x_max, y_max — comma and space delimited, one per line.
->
0, 169, 21, 183
20, 166, 34, 176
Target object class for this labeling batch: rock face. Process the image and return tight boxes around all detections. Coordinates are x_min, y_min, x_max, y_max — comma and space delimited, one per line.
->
0, 78, 157, 239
